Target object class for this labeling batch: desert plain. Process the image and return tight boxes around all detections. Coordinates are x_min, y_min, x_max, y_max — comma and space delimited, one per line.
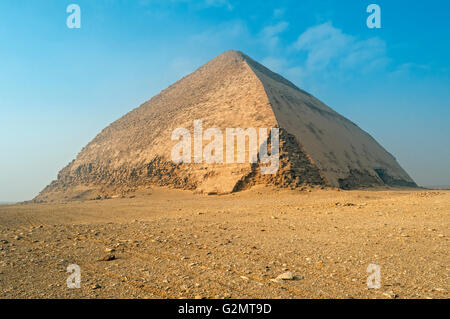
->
0, 186, 448, 299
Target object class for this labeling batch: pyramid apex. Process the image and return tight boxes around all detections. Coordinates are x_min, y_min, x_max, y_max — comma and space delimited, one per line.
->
219, 49, 245, 57
213, 49, 250, 62
197, 49, 253, 72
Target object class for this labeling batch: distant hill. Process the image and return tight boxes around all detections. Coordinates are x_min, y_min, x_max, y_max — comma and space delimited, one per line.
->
0, 201, 15, 206
424, 185, 450, 190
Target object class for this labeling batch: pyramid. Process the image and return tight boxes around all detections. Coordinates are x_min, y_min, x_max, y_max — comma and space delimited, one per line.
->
35, 50, 416, 201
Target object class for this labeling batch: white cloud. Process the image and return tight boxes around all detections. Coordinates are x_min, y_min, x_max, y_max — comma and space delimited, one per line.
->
293, 22, 388, 76
255, 21, 396, 93
260, 21, 289, 49
262, 21, 289, 38
389, 62, 430, 78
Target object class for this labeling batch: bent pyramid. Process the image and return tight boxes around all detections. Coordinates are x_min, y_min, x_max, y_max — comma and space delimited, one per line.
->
35, 50, 416, 201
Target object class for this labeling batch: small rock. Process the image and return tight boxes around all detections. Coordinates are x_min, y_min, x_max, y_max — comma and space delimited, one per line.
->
383, 291, 398, 299
100, 254, 116, 261
275, 272, 294, 280
343, 203, 356, 207
270, 278, 284, 283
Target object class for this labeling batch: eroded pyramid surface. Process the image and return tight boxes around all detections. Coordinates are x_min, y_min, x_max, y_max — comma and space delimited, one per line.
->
35, 50, 416, 201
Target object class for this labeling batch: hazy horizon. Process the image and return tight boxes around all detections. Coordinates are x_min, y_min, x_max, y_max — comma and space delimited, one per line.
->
1, 1, 449, 202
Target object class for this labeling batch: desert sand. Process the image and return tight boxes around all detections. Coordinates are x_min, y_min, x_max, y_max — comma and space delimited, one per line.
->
1, 186, 448, 299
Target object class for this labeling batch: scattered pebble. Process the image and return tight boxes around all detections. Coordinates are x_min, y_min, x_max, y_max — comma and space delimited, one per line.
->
100, 254, 116, 261
383, 291, 398, 299
272, 271, 302, 281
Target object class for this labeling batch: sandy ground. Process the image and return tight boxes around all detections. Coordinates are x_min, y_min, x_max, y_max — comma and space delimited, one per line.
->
0, 186, 448, 299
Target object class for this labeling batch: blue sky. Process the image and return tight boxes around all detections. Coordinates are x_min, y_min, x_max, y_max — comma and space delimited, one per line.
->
1, 0, 449, 202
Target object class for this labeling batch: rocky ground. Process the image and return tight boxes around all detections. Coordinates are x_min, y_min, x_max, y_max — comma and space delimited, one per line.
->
0, 186, 448, 299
